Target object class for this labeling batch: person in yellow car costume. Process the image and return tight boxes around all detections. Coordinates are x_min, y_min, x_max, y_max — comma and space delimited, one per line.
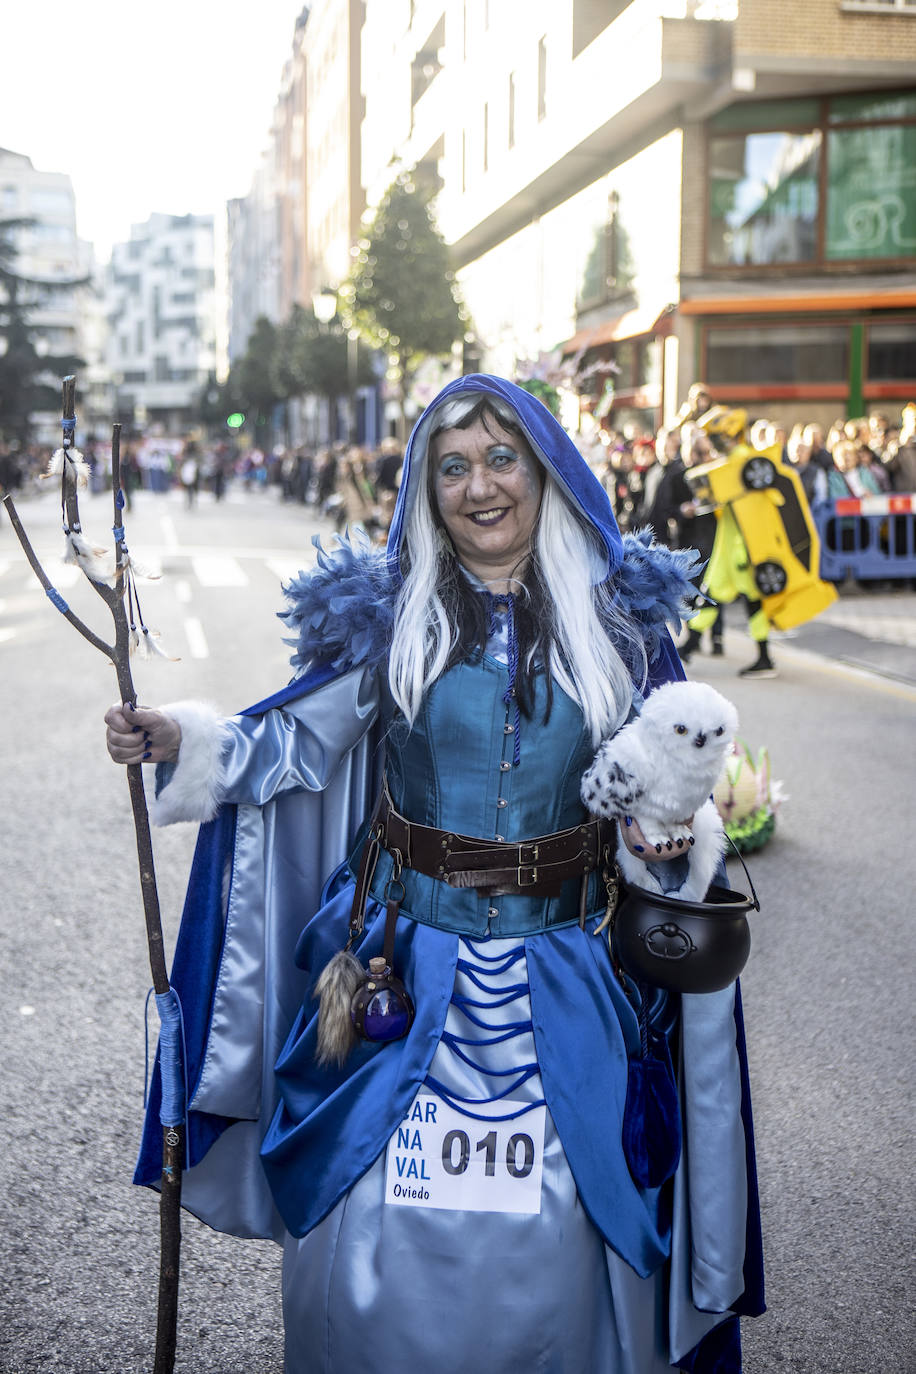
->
679, 407, 837, 679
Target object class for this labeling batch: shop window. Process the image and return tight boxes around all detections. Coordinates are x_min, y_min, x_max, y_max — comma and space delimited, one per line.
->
706, 91, 916, 269
635, 339, 663, 390
826, 123, 916, 260
708, 131, 821, 266
866, 322, 916, 381
705, 324, 849, 385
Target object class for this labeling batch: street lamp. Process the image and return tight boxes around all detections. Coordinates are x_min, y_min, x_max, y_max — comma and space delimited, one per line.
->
312, 289, 338, 444
312, 289, 337, 325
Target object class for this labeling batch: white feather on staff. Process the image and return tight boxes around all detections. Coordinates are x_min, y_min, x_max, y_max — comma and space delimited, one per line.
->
122, 552, 161, 581
42, 446, 91, 487
133, 625, 180, 662
63, 532, 116, 586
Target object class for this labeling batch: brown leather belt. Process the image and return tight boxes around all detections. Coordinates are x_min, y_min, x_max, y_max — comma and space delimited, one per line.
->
372, 786, 614, 898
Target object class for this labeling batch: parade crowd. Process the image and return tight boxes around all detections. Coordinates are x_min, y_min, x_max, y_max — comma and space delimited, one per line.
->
591, 396, 916, 550
2, 393, 914, 562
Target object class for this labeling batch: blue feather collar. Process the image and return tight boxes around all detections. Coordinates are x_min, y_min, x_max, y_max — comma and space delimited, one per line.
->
280, 529, 699, 679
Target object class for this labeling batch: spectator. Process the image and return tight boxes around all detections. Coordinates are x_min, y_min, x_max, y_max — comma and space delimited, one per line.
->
788, 426, 827, 506
179, 441, 201, 508
802, 423, 834, 474
885, 405, 916, 492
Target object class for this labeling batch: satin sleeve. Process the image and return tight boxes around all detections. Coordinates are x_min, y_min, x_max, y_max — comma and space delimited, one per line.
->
151, 666, 382, 826
221, 666, 381, 806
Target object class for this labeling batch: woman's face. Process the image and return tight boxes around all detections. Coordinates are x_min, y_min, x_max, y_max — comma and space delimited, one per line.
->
430, 413, 543, 586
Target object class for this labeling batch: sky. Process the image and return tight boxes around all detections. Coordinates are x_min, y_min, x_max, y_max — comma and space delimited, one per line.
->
0, 0, 307, 263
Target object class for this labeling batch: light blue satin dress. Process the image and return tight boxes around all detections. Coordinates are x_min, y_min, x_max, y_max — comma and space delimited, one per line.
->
259, 623, 749, 1372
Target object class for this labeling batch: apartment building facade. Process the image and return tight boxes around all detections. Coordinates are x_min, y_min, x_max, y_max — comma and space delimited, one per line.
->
236, 0, 915, 438
0, 147, 105, 441
357, 0, 916, 433
105, 212, 218, 434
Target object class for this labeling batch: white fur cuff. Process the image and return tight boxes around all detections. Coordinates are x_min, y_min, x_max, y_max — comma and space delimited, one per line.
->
148, 700, 233, 826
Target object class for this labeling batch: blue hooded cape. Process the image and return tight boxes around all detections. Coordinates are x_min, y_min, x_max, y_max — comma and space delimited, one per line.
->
135, 375, 763, 1368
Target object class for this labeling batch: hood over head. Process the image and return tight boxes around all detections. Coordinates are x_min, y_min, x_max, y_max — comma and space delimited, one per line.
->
385, 374, 623, 584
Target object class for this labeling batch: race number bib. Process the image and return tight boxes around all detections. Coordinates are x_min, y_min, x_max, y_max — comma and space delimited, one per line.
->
384, 1094, 546, 1214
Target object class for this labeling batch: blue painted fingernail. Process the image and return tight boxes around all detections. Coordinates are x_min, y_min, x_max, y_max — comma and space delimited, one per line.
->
624, 816, 633, 827
132, 725, 140, 733
142, 750, 151, 760
634, 844, 644, 853
688, 836, 695, 846
676, 839, 684, 848
665, 841, 673, 851
655, 844, 662, 853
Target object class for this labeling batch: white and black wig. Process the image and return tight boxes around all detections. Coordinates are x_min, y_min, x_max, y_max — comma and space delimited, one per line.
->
388, 392, 647, 746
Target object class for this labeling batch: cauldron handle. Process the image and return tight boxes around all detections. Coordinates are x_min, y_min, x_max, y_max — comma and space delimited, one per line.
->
725, 833, 761, 911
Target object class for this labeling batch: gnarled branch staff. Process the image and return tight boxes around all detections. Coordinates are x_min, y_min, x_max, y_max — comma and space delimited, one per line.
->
2, 376, 183, 1374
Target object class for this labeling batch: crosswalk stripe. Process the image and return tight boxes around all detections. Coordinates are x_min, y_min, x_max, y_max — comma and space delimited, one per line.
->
265, 559, 307, 585
191, 555, 249, 587
184, 617, 209, 659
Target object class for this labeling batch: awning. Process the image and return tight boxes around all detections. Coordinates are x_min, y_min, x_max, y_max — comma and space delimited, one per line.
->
679, 288, 916, 316
559, 304, 674, 356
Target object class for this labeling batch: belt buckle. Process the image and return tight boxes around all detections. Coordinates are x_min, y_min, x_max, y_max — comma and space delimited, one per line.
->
516, 842, 539, 887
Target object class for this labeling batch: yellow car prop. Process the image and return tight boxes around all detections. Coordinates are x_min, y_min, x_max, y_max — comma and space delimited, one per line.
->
685, 424, 837, 631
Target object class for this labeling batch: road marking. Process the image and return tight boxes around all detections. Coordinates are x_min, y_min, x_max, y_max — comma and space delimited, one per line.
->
265, 559, 306, 584
23, 563, 83, 591
191, 555, 249, 587
175, 579, 192, 604
0, 626, 16, 644
161, 516, 179, 548
184, 616, 209, 659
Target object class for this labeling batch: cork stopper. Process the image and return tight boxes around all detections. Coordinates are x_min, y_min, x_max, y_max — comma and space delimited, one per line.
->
368, 957, 388, 976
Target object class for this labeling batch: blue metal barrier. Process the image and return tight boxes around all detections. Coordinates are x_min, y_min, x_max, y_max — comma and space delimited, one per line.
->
814, 494, 916, 582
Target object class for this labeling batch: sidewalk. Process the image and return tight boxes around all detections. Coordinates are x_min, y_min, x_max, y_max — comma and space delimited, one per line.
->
765, 584, 916, 686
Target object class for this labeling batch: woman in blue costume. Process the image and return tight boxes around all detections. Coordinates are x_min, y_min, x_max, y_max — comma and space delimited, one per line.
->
106, 375, 764, 1372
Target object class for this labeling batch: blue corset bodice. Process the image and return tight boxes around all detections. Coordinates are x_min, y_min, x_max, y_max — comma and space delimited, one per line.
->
358, 655, 620, 937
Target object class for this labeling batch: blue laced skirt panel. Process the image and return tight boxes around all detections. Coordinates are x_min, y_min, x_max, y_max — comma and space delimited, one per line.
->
281, 935, 686, 1374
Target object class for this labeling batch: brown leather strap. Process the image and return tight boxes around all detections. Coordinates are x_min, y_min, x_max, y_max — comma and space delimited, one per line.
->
375, 787, 613, 898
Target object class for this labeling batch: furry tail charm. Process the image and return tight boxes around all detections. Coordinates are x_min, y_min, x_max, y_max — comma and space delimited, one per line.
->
314, 950, 365, 1067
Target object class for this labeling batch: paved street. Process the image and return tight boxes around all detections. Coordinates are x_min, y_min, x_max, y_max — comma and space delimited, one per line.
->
1, 484, 914, 1373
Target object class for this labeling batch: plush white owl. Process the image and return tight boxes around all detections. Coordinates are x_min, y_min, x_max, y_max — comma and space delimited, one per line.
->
581, 680, 739, 902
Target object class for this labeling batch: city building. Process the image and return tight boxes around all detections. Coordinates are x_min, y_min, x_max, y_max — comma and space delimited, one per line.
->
0, 147, 104, 442
677, 0, 916, 431
242, 0, 916, 440
357, 0, 916, 434
105, 212, 218, 435
227, 7, 311, 366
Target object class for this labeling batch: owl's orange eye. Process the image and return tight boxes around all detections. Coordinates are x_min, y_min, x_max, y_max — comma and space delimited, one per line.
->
674, 724, 688, 734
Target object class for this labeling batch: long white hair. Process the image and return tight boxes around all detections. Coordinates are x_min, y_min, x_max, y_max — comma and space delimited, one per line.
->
388, 392, 644, 745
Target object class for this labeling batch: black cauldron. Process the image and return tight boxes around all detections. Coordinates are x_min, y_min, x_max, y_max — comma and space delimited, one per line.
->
612, 881, 755, 994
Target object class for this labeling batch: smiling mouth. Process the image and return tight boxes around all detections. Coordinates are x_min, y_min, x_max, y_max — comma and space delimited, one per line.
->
468, 508, 508, 525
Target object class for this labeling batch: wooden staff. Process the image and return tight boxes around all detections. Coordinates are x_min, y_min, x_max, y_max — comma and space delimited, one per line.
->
2, 377, 183, 1374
